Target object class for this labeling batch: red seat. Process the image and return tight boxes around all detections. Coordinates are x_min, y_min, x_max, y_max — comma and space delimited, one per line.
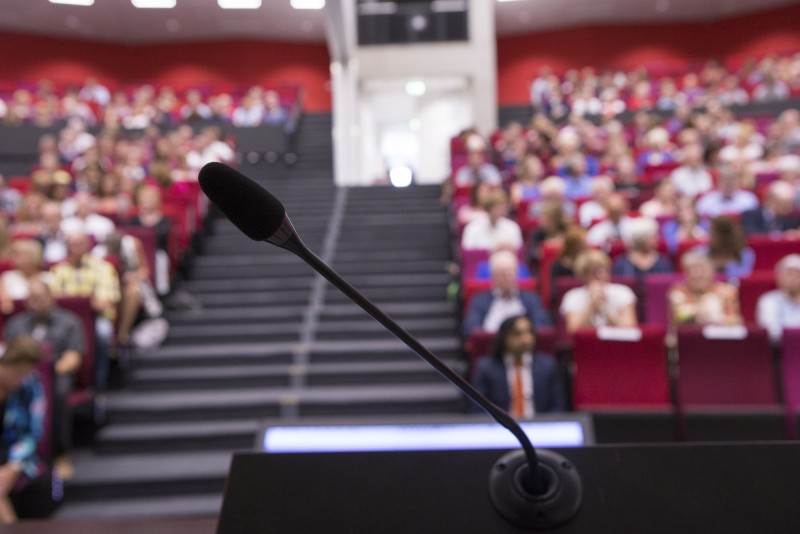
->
748, 236, 800, 273
118, 225, 157, 285
676, 325, 777, 407
738, 273, 776, 324
781, 328, 800, 408
572, 326, 670, 409
644, 273, 683, 326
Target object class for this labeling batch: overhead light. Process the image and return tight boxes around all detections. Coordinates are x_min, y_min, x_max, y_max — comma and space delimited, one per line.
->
50, 0, 94, 5
389, 166, 413, 188
405, 80, 426, 97
291, 0, 325, 9
218, 0, 261, 8
131, 0, 176, 8
358, 2, 396, 15
431, 0, 466, 12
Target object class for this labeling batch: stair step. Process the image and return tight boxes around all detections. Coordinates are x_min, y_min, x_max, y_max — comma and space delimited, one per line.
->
129, 360, 451, 391
63, 450, 233, 501
55, 494, 222, 520
105, 384, 462, 423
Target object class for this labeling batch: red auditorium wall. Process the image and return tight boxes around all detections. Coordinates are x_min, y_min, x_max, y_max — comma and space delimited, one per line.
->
496, 3, 800, 106
0, 32, 332, 111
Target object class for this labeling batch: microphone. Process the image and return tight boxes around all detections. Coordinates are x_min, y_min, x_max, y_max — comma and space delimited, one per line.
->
198, 162, 582, 529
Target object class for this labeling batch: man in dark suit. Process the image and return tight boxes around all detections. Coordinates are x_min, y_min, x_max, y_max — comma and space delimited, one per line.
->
472, 316, 567, 416
462, 250, 551, 337
742, 181, 800, 236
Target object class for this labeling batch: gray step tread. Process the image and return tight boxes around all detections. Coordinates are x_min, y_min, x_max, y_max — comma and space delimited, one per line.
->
54, 494, 221, 520
131, 359, 451, 383
68, 450, 233, 485
106, 384, 461, 411
97, 419, 261, 441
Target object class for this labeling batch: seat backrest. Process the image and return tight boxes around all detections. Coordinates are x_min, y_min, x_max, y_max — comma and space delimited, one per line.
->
749, 237, 798, 273
781, 328, 800, 411
676, 325, 776, 406
118, 225, 157, 285
738, 273, 776, 324
644, 273, 683, 326
572, 326, 670, 409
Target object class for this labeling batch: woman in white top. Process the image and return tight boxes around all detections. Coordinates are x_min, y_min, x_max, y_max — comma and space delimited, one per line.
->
560, 249, 638, 333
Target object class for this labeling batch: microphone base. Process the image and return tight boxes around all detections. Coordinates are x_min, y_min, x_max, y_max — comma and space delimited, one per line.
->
489, 448, 582, 530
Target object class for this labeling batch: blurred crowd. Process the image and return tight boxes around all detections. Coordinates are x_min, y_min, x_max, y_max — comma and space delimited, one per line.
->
454, 53, 800, 419
0, 77, 293, 129
0, 77, 246, 522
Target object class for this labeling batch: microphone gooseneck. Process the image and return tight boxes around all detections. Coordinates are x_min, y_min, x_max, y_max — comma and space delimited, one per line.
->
198, 162, 582, 529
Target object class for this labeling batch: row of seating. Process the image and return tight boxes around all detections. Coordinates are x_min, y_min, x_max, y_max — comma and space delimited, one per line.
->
471, 326, 800, 436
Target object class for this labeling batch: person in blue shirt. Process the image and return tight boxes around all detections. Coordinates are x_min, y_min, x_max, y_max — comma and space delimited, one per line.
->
0, 336, 46, 524
691, 216, 755, 278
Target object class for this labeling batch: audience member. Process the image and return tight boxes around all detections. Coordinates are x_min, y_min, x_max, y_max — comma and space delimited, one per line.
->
661, 196, 710, 253
472, 315, 567, 417
60, 192, 116, 243
696, 167, 759, 218
0, 240, 49, 314
697, 216, 755, 277
127, 185, 171, 295
578, 175, 614, 228
612, 217, 673, 278
509, 154, 545, 208
669, 143, 714, 198
461, 190, 523, 251
639, 180, 678, 219
669, 251, 742, 326
4, 280, 85, 480
454, 144, 502, 188
742, 180, 800, 236
585, 193, 633, 247
560, 249, 638, 333
529, 202, 569, 267
463, 251, 551, 336
0, 337, 46, 524
49, 232, 120, 391
757, 254, 800, 342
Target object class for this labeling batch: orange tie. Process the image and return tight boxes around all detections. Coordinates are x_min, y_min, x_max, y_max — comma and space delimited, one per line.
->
512, 362, 525, 418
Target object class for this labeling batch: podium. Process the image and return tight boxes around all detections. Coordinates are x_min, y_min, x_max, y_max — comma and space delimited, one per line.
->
217, 442, 800, 533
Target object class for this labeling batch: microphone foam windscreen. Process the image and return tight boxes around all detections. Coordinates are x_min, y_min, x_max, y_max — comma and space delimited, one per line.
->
198, 162, 286, 241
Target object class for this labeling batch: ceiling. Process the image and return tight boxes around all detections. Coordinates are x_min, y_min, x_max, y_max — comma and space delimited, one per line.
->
0, 0, 797, 45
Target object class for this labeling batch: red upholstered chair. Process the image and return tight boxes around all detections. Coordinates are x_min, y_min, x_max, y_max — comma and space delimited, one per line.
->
572, 326, 670, 410
675, 325, 777, 407
749, 236, 800, 273
781, 328, 800, 410
737, 273, 776, 324
644, 273, 683, 326
118, 225, 157, 285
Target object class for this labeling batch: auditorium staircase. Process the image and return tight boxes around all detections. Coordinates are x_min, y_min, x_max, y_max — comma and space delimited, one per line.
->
54, 114, 464, 520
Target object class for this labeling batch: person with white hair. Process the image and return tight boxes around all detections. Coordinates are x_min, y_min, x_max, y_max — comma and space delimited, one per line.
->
585, 193, 633, 247
756, 254, 800, 342
636, 127, 676, 171
462, 250, 551, 336
742, 180, 800, 236
612, 217, 674, 278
